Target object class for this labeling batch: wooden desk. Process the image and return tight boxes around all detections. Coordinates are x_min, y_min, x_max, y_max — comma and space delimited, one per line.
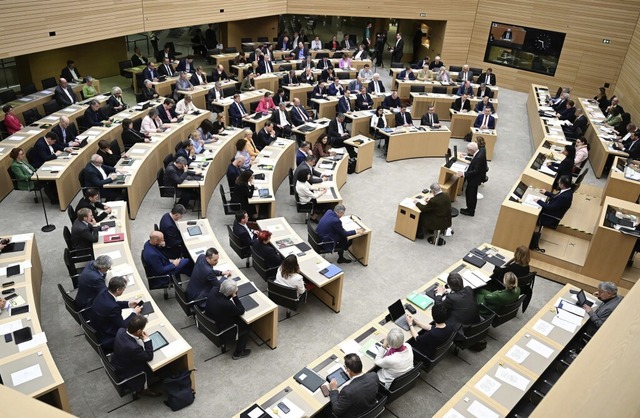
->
394, 191, 430, 241
450, 109, 479, 138
438, 159, 469, 202
211, 89, 272, 128
603, 157, 640, 203
176, 219, 279, 349
397, 80, 500, 101
344, 135, 374, 173
210, 53, 239, 73
472, 128, 498, 161
291, 118, 331, 145
380, 126, 451, 162
311, 97, 340, 120
254, 74, 280, 94
282, 83, 314, 101
176, 80, 235, 110
343, 109, 392, 138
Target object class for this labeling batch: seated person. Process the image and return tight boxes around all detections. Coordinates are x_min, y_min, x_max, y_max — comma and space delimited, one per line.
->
54, 78, 77, 107
479, 68, 496, 86
90, 276, 142, 351
433, 272, 479, 327
328, 354, 378, 418
142, 79, 159, 100
82, 77, 97, 99
142, 231, 193, 284
75, 255, 112, 309
294, 153, 324, 184
382, 91, 401, 110
175, 139, 196, 164
71, 208, 101, 250
226, 156, 245, 191
157, 57, 175, 77
490, 245, 530, 287
256, 122, 277, 150
233, 210, 258, 247
398, 66, 416, 81
251, 230, 283, 269
211, 64, 229, 82
473, 107, 496, 130
2, 105, 22, 134
231, 170, 256, 218
111, 315, 159, 396
229, 94, 250, 126
97, 139, 121, 168
159, 204, 187, 258
435, 67, 451, 83
374, 328, 414, 389
175, 94, 197, 115
476, 82, 493, 99
358, 64, 374, 81
296, 170, 329, 221
337, 90, 352, 113
451, 94, 471, 112
316, 205, 365, 264
205, 279, 251, 359
320, 67, 336, 83
456, 65, 474, 82
415, 183, 452, 241
583, 281, 623, 334
407, 304, 456, 358
420, 106, 441, 127
547, 146, 575, 190
456, 80, 473, 96
271, 102, 292, 138
274, 254, 307, 297
187, 247, 232, 303
107, 87, 127, 113
395, 105, 412, 126
121, 118, 149, 150
429, 56, 444, 70
164, 156, 197, 209
327, 78, 344, 96
327, 114, 356, 158
355, 86, 374, 111
476, 272, 521, 316
416, 64, 432, 81
84, 99, 112, 127
140, 108, 163, 134
83, 154, 120, 201
256, 91, 276, 113
535, 175, 574, 228
474, 96, 495, 113
157, 98, 182, 124
557, 100, 577, 122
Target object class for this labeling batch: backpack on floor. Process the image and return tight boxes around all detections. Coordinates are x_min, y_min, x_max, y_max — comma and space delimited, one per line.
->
163, 370, 195, 411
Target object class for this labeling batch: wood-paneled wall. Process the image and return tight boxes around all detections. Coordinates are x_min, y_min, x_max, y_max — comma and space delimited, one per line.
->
226, 17, 278, 51
614, 17, 640, 121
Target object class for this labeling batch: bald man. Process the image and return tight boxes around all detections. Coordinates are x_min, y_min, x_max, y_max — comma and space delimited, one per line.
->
52, 116, 79, 147
142, 231, 193, 284
84, 154, 119, 201
54, 78, 77, 107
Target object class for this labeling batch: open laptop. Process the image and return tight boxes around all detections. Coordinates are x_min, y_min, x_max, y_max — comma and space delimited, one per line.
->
576, 289, 593, 307
387, 299, 410, 331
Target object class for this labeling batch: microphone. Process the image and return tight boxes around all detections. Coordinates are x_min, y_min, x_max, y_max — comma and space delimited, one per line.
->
33, 170, 55, 232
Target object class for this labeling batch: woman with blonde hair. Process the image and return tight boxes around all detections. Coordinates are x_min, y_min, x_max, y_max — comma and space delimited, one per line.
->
476, 272, 520, 316
490, 245, 530, 284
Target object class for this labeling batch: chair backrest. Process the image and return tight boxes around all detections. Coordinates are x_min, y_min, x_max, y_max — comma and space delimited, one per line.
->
67, 204, 76, 225
78, 168, 86, 188
449, 65, 462, 72
315, 52, 328, 59
337, 72, 350, 80
97, 346, 141, 398
288, 168, 295, 195
227, 225, 251, 259
76, 115, 89, 132
194, 306, 236, 349
119, 60, 132, 78
22, 108, 42, 125
257, 37, 269, 43
26, 147, 36, 166
573, 167, 589, 191
294, 191, 314, 214
63, 248, 81, 288
0, 89, 17, 104
7, 167, 17, 188
157, 168, 176, 198
140, 250, 171, 289
172, 276, 197, 317
219, 185, 241, 215
224, 47, 237, 53
267, 280, 300, 311
43, 100, 60, 115
384, 362, 423, 405
354, 394, 387, 418
410, 85, 425, 93
518, 271, 536, 288
251, 245, 279, 282
41, 77, 57, 89
163, 153, 174, 167
432, 86, 448, 94
415, 328, 456, 373
58, 283, 85, 325
240, 37, 253, 43
390, 62, 403, 68
63, 226, 74, 249
456, 313, 496, 351
80, 318, 102, 354
470, 67, 483, 77
307, 222, 331, 255
491, 294, 526, 328
110, 139, 121, 156
21, 83, 37, 96
280, 64, 292, 72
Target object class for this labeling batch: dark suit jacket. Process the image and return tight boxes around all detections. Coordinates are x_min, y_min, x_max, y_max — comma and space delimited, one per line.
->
271, 109, 292, 127
51, 124, 78, 147
54, 85, 77, 107
558, 106, 577, 122
164, 163, 187, 188
290, 47, 309, 59
421, 113, 440, 126
226, 163, 241, 190
142, 240, 190, 278
382, 96, 401, 109
256, 129, 274, 150
456, 71, 474, 82
465, 151, 488, 186
290, 105, 310, 126
355, 93, 373, 110
434, 286, 479, 327
478, 72, 496, 86
329, 372, 379, 418
110, 328, 153, 392
31, 137, 58, 168
340, 40, 354, 50
122, 129, 146, 149
141, 67, 158, 81
75, 196, 108, 223
476, 87, 493, 99
317, 59, 333, 70
312, 85, 328, 100
395, 111, 412, 125
84, 107, 108, 127
107, 95, 127, 112
84, 162, 115, 189
327, 118, 349, 143
157, 63, 175, 77
159, 212, 182, 250
474, 102, 495, 114
367, 80, 385, 94
337, 96, 352, 113
456, 84, 474, 96
61, 67, 81, 81
204, 291, 245, 331
625, 139, 640, 159
328, 83, 344, 96
131, 54, 148, 67
398, 70, 415, 80
75, 261, 107, 309
282, 74, 299, 86
98, 149, 120, 168
251, 241, 283, 269
190, 72, 207, 86
187, 254, 222, 302
537, 189, 573, 227
416, 192, 452, 231
228, 102, 247, 127
233, 220, 256, 247
258, 60, 274, 74
550, 158, 574, 190
90, 289, 134, 350
316, 210, 355, 251
176, 59, 195, 73
157, 104, 177, 124
391, 39, 404, 62
230, 183, 255, 215
71, 219, 98, 250
451, 98, 471, 112
473, 114, 496, 129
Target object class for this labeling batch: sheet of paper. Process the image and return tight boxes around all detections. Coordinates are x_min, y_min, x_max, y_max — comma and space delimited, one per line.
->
505, 345, 530, 364
316, 259, 331, 271
10, 233, 33, 242
0, 319, 23, 335
451, 162, 468, 172
532, 319, 553, 336
98, 227, 116, 237
9, 295, 27, 308
265, 224, 284, 232
442, 409, 466, 418
467, 400, 499, 418
6, 135, 25, 141
555, 309, 582, 327
130, 148, 146, 154
462, 270, 485, 288
160, 339, 190, 358
400, 198, 416, 208
25, 130, 41, 134
102, 250, 122, 260
248, 406, 266, 418
525, 339, 554, 359
85, 130, 102, 136
11, 364, 42, 386
474, 375, 501, 397
279, 246, 298, 257
111, 263, 134, 277
18, 332, 47, 352
108, 200, 126, 208
495, 366, 530, 391
552, 314, 579, 333
338, 339, 361, 355
524, 194, 541, 206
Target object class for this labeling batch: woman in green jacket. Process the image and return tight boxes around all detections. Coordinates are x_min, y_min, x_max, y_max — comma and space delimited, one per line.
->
10, 147, 37, 190
476, 272, 521, 316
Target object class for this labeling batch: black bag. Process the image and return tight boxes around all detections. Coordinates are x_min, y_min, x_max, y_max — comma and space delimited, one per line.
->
163, 370, 195, 411
347, 157, 357, 174
463, 131, 473, 142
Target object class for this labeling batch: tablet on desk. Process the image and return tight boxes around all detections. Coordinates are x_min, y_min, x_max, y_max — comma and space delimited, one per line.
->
187, 226, 202, 236
13, 327, 32, 345
149, 331, 169, 352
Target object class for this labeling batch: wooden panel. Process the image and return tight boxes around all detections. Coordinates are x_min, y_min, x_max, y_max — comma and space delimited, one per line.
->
467, 0, 640, 98
0, 1, 144, 58
614, 17, 640, 121
226, 17, 278, 50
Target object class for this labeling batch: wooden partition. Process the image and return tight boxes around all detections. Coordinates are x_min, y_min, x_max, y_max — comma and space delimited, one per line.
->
614, 16, 640, 124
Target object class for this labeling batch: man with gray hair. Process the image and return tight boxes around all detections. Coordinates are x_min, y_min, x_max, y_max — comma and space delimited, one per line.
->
316, 204, 365, 264
458, 141, 487, 217
583, 281, 623, 332
84, 153, 119, 201
205, 278, 251, 359
75, 255, 113, 309
164, 156, 196, 209
414, 182, 452, 244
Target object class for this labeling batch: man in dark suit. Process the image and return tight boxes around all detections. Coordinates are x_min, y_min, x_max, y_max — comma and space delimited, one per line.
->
456, 80, 474, 96
75, 255, 112, 309
294, 154, 324, 185
256, 122, 277, 150
328, 114, 356, 158
296, 141, 312, 166
229, 94, 249, 127
618, 130, 640, 159
52, 116, 79, 147
428, 55, 445, 70
551, 93, 569, 113
328, 354, 379, 417
340, 34, 354, 50
84, 154, 118, 201
60, 60, 82, 83
433, 272, 479, 327
456, 65, 474, 83
390, 33, 404, 62
31, 132, 66, 168
415, 183, 452, 242
227, 156, 244, 190
353, 44, 368, 60
233, 210, 258, 247
451, 94, 471, 112
458, 142, 488, 216
176, 56, 195, 73
90, 276, 142, 352
535, 175, 573, 228
277, 35, 291, 51
156, 44, 176, 62
142, 230, 193, 283
71, 208, 100, 251
187, 247, 231, 304
395, 105, 413, 126
476, 83, 493, 99
478, 68, 497, 86
271, 102, 292, 138
159, 204, 186, 259
211, 64, 229, 82
347, 77, 364, 94
355, 86, 374, 111
130, 47, 148, 67
75, 188, 111, 223
54, 78, 77, 108
473, 107, 496, 129
337, 90, 352, 113
84, 99, 111, 127
421, 106, 441, 127
157, 98, 181, 124
311, 81, 329, 107
290, 42, 309, 60
205, 279, 251, 359
258, 56, 274, 74
562, 109, 588, 139
316, 205, 364, 264
290, 98, 311, 126
398, 66, 416, 81
142, 62, 159, 82
328, 79, 344, 97
111, 315, 158, 396
164, 156, 196, 208
367, 74, 385, 95
157, 58, 175, 78
382, 91, 401, 110
557, 100, 577, 122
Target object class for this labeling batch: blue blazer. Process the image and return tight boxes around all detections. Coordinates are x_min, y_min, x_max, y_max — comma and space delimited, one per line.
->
327, 83, 344, 96
159, 212, 182, 250
142, 240, 190, 280
538, 189, 573, 227
142, 67, 158, 81
186, 254, 223, 302
473, 114, 496, 129
110, 328, 153, 393
337, 96, 352, 113
31, 137, 59, 168
233, 220, 256, 247
84, 162, 115, 189
296, 149, 308, 166
75, 261, 107, 309
175, 148, 195, 164
228, 102, 247, 127
290, 105, 308, 126
398, 70, 416, 80
176, 59, 195, 73
90, 289, 134, 350
226, 163, 241, 190
316, 210, 356, 251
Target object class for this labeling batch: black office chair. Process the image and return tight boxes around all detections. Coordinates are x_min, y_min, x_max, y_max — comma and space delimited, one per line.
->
279, 64, 292, 72
257, 37, 269, 43
162, 153, 174, 168
172, 276, 205, 322
572, 167, 589, 192
22, 108, 42, 125
227, 225, 252, 268
7, 167, 39, 203
76, 115, 90, 132
453, 313, 495, 355
316, 52, 329, 59
110, 139, 122, 156
119, 60, 133, 79
410, 329, 457, 374
43, 100, 60, 116
294, 191, 314, 223
378, 362, 423, 413
97, 346, 146, 412
58, 283, 90, 326
156, 168, 177, 203
0, 89, 17, 104
432, 86, 448, 94
219, 185, 241, 215
410, 85, 425, 93
288, 168, 295, 195
223, 47, 237, 53
483, 294, 526, 329
470, 67, 483, 78
63, 227, 94, 263
66, 204, 76, 225
41, 77, 57, 89
517, 271, 536, 313
449, 65, 462, 72
337, 72, 350, 80
140, 250, 172, 300
20, 83, 37, 96
80, 317, 104, 355
194, 306, 238, 360
267, 280, 304, 320
63, 247, 86, 289
250, 246, 279, 282
332, 394, 387, 418
333, 52, 344, 59
307, 222, 335, 256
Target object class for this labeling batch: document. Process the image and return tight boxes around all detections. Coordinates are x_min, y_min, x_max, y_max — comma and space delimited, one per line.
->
442, 409, 466, 418
340, 217, 360, 231
110, 263, 134, 278
557, 299, 586, 317
552, 314, 579, 333
450, 162, 468, 172
523, 194, 541, 207
505, 345, 530, 364
18, 332, 47, 352
400, 198, 416, 208
495, 366, 530, 391
555, 309, 582, 327
467, 400, 499, 418
462, 270, 485, 289
161, 339, 191, 358
0, 148, 4, 154
474, 375, 501, 397
11, 364, 42, 387
532, 319, 553, 336
0, 319, 23, 335
102, 250, 122, 260
6, 135, 25, 141
98, 227, 116, 237
339, 339, 361, 355
25, 130, 41, 135
525, 339, 554, 359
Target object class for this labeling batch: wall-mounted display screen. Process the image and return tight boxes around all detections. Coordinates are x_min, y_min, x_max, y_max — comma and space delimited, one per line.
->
484, 22, 566, 76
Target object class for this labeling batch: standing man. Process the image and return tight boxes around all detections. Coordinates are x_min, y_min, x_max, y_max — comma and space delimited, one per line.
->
458, 142, 487, 217
205, 279, 251, 359
328, 353, 379, 417
159, 204, 187, 258
363, 22, 373, 50
316, 205, 365, 264
390, 33, 404, 63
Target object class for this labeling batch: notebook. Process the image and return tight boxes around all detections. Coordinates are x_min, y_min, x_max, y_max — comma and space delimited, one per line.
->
187, 226, 202, 236
239, 295, 259, 311
462, 252, 486, 268
406, 291, 434, 310
294, 367, 326, 392
237, 282, 258, 298
104, 233, 124, 243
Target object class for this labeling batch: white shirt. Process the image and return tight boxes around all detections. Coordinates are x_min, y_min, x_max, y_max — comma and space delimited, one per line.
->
375, 343, 414, 389
359, 69, 373, 80
236, 102, 246, 116
69, 68, 80, 81
354, 50, 364, 59
176, 99, 197, 115
274, 270, 305, 297
196, 73, 205, 84
278, 110, 289, 126
126, 331, 146, 348
295, 180, 320, 204
337, 120, 344, 135
63, 87, 74, 103
93, 163, 107, 179
371, 114, 387, 128
311, 40, 322, 50
141, 115, 158, 134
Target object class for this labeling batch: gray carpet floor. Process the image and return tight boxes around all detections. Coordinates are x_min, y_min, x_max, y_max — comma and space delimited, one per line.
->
0, 58, 607, 417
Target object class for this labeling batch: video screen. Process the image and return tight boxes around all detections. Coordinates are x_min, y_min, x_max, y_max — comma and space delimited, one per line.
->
484, 22, 566, 76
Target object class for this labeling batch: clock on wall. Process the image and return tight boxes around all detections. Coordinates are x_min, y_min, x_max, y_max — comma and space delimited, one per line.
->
533, 33, 552, 51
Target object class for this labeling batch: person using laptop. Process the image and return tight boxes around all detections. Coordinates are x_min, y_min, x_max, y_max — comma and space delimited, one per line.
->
205, 279, 251, 360
475, 272, 521, 316
328, 353, 379, 417
583, 281, 623, 333
111, 315, 160, 397
187, 247, 232, 305
374, 328, 414, 389
406, 304, 456, 358
433, 272, 479, 327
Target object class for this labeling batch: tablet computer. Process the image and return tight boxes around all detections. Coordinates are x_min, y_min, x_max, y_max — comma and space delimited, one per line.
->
187, 226, 202, 236
326, 368, 350, 388
149, 331, 169, 351
13, 327, 32, 345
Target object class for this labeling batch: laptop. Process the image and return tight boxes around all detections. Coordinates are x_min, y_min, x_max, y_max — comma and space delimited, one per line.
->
387, 299, 411, 331
149, 331, 169, 351
258, 188, 271, 198
576, 289, 593, 307
77, 138, 89, 148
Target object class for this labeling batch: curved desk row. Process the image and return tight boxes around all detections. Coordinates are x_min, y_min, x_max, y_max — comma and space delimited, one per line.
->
398, 80, 500, 101
379, 125, 452, 162
411, 92, 499, 122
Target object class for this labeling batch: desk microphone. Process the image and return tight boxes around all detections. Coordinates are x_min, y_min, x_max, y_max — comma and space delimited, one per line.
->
33, 171, 55, 233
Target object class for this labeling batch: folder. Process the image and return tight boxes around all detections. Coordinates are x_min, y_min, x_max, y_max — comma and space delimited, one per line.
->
463, 253, 486, 268
294, 367, 326, 392
319, 264, 343, 278
407, 291, 434, 310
